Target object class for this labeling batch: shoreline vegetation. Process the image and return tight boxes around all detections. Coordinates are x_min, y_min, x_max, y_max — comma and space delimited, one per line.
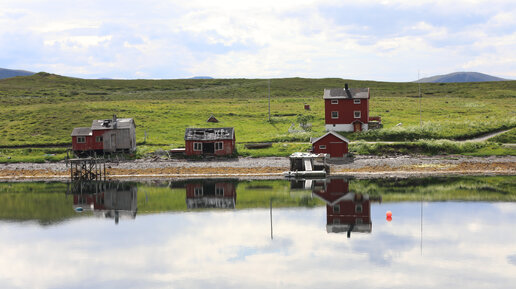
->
0, 73, 515, 163
1, 175, 515, 225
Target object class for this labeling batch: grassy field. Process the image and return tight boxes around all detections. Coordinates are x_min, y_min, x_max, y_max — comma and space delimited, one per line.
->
0, 73, 515, 160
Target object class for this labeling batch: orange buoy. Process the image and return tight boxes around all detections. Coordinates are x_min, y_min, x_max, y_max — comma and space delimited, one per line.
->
386, 215, 392, 222
386, 211, 392, 217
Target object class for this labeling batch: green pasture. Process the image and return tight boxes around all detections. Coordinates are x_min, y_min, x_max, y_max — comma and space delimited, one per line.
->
0, 73, 515, 159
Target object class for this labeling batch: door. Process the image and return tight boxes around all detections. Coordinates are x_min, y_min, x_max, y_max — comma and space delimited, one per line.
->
203, 142, 215, 154
330, 142, 346, 158
111, 134, 117, 151
353, 122, 362, 132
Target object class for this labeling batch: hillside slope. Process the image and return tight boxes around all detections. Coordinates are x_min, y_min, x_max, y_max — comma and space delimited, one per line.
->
417, 72, 507, 83
0, 68, 35, 79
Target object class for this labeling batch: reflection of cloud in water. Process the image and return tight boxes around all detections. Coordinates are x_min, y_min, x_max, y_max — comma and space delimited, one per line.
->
228, 238, 293, 262
508, 255, 516, 266
350, 232, 418, 266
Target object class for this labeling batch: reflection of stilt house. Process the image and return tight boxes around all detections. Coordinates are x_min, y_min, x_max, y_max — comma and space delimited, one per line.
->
311, 178, 379, 237
185, 180, 237, 209
71, 181, 138, 224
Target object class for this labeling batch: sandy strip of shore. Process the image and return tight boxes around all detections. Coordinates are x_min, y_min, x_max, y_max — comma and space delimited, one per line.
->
0, 155, 514, 181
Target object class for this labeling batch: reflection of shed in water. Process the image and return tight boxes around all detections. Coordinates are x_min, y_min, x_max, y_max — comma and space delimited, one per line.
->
311, 177, 380, 237
71, 181, 137, 223
185, 180, 237, 209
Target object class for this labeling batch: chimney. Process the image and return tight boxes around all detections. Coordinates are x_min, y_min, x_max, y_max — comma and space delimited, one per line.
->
112, 114, 117, 129
345, 83, 349, 90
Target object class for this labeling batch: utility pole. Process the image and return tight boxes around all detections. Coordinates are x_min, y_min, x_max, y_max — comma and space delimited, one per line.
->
418, 71, 422, 128
268, 79, 271, 122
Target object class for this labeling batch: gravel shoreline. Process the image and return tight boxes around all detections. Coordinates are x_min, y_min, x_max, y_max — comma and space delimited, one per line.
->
0, 155, 514, 181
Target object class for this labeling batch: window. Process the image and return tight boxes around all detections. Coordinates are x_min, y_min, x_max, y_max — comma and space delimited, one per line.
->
194, 187, 203, 196
354, 99, 361, 104
331, 99, 339, 104
193, 142, 202, 151
333, 204, 340, 213
355, 204, 363, 213
354, 111, 361, 118
215, 187, 224, 196
215, 142, 223, 151
356, 218, 363, 224
333, 218, 340, 225
331, 111, 339, 119
77, 136, 86, 143
319, 145, 326, 150
96, 136, 103, 143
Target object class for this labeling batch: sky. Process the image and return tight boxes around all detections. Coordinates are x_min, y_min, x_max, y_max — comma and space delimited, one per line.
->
1, 0, 515, 81
1, 202, 516, 288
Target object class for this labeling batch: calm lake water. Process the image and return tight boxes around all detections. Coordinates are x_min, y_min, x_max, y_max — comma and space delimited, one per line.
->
1, 176, 515, 289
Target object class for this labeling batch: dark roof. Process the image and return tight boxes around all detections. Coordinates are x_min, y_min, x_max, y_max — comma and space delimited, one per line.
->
323, 88, 369, 99
207, 115, 219, 123
91, 118, 135, 130
71, 127, 92, 136
185, 127, 235, 141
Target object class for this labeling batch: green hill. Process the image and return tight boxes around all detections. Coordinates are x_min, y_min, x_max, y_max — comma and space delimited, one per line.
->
0, 73, 515, 158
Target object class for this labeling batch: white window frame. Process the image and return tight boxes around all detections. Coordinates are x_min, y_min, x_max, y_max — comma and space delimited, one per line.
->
96, 136, 103, 143
319, 145, 326, 150
193, 142, 202, 151
77, 136, 86, 143
354, 99, 361, 104
215, 187, 224, 196
331, 99, 339, 104
194, 187, 203, 197
215, 142, 223, 151
354, 111, 361, 118
331, 111, 339, 119
333, 204, 340, 213
355, 204, 363, 213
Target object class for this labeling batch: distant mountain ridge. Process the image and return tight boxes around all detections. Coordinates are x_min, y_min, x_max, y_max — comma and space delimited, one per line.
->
0, 68, 35, 79
417, 72, 508, 83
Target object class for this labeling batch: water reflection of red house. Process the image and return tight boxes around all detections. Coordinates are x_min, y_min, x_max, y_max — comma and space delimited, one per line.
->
71, 182, 137, 224
186, 181, 237, 209
312, 178, 377, 237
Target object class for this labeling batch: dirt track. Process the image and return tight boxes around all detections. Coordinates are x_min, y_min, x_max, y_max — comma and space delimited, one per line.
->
0, 155, 514, 181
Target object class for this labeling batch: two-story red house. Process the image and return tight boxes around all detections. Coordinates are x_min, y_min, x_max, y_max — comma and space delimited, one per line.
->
324, 84, 370, 132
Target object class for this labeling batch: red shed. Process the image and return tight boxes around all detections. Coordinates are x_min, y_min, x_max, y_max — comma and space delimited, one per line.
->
311, 131, 349, 158
324, 84, 370, 132
184, 127, 235, 156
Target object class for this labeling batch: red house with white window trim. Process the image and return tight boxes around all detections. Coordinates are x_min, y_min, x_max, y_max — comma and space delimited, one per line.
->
311, 131, 349, 158
324, 84, 371, 132
184, 127, 235, 156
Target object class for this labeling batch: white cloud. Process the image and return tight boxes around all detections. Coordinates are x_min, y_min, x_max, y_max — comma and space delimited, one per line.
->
0, 0, 514, 80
